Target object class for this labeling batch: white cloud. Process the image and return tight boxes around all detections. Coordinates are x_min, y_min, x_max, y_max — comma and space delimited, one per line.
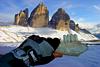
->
71, 16, 97, 25
72, 17, 98, 27
78, 22, 95, 29
78, 18, 85, 22
54, 1, 83, 10
93, 5, 100, 11
71, 16, 85, 23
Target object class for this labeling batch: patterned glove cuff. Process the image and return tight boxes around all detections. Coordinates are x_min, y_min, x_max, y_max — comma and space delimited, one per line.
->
11, 48, 40, 66
11, 48, 28, 60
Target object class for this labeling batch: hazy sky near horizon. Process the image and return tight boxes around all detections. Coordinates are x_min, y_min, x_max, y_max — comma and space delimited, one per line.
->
0, 0, 100, 24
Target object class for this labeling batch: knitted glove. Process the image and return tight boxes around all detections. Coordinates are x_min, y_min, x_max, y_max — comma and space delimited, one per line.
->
56, 34, 88, 56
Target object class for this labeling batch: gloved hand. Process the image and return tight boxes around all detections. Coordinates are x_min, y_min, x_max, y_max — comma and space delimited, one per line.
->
56, 34, 88, 56
11, 35, 60, 66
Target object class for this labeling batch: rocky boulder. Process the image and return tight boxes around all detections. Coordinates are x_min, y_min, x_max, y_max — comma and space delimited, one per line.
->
28, 3, 49, 28
49, 8, 70, 31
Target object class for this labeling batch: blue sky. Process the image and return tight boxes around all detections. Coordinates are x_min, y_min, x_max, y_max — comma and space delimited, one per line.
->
0, 0, 100, 24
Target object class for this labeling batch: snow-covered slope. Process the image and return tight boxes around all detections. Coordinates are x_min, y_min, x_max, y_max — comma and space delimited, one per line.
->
0, 25, 69, 42
0, 25, 100, 67
0, 42, 20, 54
0, 25, 98, 42
78, 31, 98, 40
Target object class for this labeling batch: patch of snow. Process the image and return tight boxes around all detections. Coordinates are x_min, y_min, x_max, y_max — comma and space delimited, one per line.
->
0, 25, 98, 42
78, 31, 98, 41
35, 45, 100, 67
0, 42, 21, 54
0, 25, 100, 67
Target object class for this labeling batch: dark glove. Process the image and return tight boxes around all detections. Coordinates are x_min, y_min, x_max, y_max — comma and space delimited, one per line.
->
11, 35, 60, 66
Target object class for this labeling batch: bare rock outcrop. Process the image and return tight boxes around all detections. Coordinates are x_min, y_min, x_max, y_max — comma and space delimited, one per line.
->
28, 3, 49, 28
14, 8, 28, 26
49, 8, 70, 31
70, 20, 75, 31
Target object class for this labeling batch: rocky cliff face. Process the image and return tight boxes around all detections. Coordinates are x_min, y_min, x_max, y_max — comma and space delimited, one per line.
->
14, 8, 28, 26
49, 8, 70, 31
14, 3, 81, 32
28, 3, 49, 28
75, 24, 80, 32
14, 14, 20, 25
70, 20, 75, 31
70, 20, 80, 32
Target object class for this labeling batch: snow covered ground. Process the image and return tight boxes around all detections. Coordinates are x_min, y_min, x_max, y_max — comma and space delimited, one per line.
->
0, 25, 98, 43
0, 43, 100, 67
0, 25, 99, 55
35, 45, 100, 67
0, 25, 100, 67
0, 42, 20, 55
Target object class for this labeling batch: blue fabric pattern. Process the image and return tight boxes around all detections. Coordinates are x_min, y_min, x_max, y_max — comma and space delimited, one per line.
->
39, 40, 54, 57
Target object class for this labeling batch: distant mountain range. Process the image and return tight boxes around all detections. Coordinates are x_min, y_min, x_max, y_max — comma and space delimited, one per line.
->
91, 24, 100, 34
13, 2, 80, 32
13, 2, 100, 35
0, 2, 99, 40
79, 23, 100, 34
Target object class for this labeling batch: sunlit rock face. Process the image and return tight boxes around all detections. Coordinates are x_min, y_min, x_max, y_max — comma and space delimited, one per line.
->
14, 8, 28, 26
49, 8, 70, 31
29, 3, 49, 28
14, 3, 80, 32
